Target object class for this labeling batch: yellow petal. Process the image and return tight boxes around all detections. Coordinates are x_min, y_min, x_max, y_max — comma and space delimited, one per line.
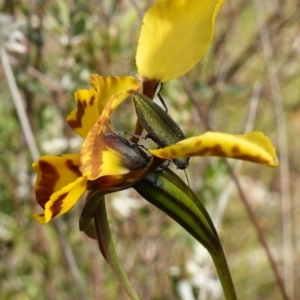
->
79, 77, 141, 180
32, 154, 82, 209
90, 75, 141, 115
100, 148, 130, 176
80, 124, 149, 180
34, 177, 87, 224
67, 89, 99, 138
150, 132, 279, 167
136, 0, 225, 82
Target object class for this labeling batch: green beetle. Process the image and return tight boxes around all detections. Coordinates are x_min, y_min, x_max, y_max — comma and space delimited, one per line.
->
133, 92, 190, 170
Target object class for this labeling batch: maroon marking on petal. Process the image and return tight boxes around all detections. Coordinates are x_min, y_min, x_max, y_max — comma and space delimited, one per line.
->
90, 133, 106, 179
35, 161, 59, 209
76, 100, 85, 126
231, 145, 240, 154
196, 145, 226, 156
170, 149, 177, 156
89, 95, 95, 106
50, 192, 68, 218
65, 159, 82, 177
67, 119, 80, 129
210, 145, 227, 156
68, 100, 86, 129
87, 175, 124, 190
195, 140, 202, 147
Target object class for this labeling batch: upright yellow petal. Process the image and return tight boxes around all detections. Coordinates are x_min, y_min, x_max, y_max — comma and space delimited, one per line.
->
136, 0, 225, 82
79, 75, 140, 180
150, 132, 279, 167
90, 75, 141, 114
67, 76, 140, 138
67, 89, 99, 138
79, 77, 141, 180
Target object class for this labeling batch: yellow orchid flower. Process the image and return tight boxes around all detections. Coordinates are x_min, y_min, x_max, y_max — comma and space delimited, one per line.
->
33, 76, 161, 224
33, 0, 278, 225
33, 73, 278, 225
30, 3, 279, 299
78, 79, 278, 182
77, 0, 230, 178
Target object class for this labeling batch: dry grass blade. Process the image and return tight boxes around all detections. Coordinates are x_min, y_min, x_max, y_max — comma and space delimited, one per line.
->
253, 0, 293, 298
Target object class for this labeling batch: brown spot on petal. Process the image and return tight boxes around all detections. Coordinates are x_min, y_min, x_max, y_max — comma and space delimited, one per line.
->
67, 119, 80, 129
89, 95, 95, 106
50, 192, 68, 218
197, 147, 211, 155
195, 140, 202, 147
65, 159, 81, 177
197, 145, 226, 157
231, 145, 240, 154
170, 149, 177, 156
210, 145, 226, 156
68, 100, 86, 129
90, 135, 105, 179
87, 175, 124, 190
35, 161, 59, 209
90, 75, 98, 91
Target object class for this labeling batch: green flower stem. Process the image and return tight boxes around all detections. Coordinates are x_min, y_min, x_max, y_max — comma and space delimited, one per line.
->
210, 252, 237, 300
94, 197, 140, 300
134, 168, 237, 300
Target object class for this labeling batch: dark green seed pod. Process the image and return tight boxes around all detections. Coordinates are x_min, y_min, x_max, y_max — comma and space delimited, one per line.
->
133, 92, 190, 170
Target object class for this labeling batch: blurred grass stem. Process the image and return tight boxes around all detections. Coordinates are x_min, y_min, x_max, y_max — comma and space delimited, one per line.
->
128, 0, 144, 19
1, 48, 39, 161
197, 81, 261, 300
254, 0, 293, 298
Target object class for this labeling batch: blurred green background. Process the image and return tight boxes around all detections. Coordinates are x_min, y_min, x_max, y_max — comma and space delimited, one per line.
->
0, 0, 299, 299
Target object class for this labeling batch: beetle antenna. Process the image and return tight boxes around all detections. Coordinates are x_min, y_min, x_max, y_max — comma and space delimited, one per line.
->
157, 83, 168, 113
107, 131, 149, 140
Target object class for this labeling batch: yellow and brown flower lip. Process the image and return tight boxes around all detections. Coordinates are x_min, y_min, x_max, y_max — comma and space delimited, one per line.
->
150, 132, 278, 168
